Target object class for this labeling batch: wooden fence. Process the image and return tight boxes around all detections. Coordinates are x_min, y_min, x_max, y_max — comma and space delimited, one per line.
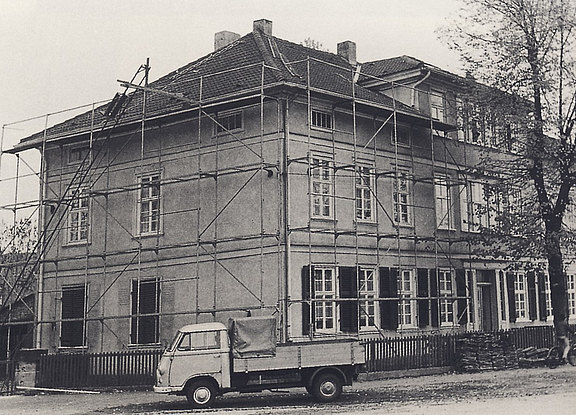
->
36, 349, 163, 388
31, 325, 561, 389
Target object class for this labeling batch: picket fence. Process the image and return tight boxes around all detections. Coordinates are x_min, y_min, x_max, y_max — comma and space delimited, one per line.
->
32, 325, 557, 389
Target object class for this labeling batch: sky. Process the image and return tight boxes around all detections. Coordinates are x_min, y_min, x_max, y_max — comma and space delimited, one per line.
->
0, 0, 464, 225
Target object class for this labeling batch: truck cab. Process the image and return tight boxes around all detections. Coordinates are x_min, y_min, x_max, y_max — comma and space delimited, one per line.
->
154, 322, 230, 405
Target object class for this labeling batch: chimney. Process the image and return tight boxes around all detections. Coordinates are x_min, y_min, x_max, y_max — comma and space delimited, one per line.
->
214, 30, 241, 51
253, 19, 272, 36
337, 41, 357, 66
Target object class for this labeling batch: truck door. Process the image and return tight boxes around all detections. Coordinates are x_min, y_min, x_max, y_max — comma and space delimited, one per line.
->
169, 330, 224, 388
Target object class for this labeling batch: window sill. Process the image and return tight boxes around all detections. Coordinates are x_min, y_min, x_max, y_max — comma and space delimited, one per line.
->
63, 241, 90, 248
393, 222, 414, 228
134, 232, 164, 240
58, 346, 88, 352
127, 343, 162, 349
355, 219, 377, 226
311, 217, 336, 223
310, 125, 333, 133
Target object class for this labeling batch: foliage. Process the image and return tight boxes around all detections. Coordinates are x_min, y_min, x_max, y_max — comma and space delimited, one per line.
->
301, 37, 330, 52
443, 0, 576, 329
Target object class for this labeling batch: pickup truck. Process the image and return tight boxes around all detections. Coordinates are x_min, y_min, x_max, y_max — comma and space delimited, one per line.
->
153, 316, 365, 408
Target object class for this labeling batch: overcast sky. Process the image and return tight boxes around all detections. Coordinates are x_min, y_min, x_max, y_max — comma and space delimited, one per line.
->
0, 0, 463, 223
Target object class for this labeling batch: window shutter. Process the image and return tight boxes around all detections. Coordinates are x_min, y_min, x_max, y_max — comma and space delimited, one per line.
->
527, 271, 537, 321
430, 269, 439, 327
537, 272, 547, 321
417, 268, 429, 328
61, 286, 85, 347
301, 266, 314, 335
506, 272, 516, 323
339, 267, 358, 333
455, 269, 468, 325
379, 267, 398, 330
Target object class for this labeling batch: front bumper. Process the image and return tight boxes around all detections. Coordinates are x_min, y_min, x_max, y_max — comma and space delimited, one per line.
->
153, 385, 178, 394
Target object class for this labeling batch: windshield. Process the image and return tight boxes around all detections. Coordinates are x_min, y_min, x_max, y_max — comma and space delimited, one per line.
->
167, 331, 182, 352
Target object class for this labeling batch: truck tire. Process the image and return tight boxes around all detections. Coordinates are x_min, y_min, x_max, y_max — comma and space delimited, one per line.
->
311, 373, 343, 402
186, 380, 216, 408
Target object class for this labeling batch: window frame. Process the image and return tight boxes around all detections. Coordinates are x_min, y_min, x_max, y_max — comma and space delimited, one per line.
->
214, 110, 243, 136
434, 175, 454, 230
393, 170, 412, 226
60, 284, 86, 348
358, 267, 379, 329
430, 89, 446, 122
438, 269, 456, 327
391, 124, 411, 147
310, 156, 334, 219
313, 266, 337, 334
513, 272, 529, 322
137, 173, 162, 236
355, 165, 376, 222
311, 109, 333, 131
398, 269, 417, 328
67, 186, 90, 245
68, 145, 91, 165
568, 274, 576, 318
130, 278, 161, 345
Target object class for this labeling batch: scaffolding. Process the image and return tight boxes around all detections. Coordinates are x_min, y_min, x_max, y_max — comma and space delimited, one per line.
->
0, 52, 492, 381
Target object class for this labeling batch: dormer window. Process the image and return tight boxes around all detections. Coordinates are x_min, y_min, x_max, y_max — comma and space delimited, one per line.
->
311, 110, 332, 130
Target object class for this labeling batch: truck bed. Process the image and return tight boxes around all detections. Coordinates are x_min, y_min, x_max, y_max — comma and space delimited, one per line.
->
232, 339, 365, 373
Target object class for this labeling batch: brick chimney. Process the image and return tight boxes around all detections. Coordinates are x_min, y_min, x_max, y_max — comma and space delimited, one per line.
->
253, 19, 272, 36
337, 41, 357, 66
214, 30, 241, 51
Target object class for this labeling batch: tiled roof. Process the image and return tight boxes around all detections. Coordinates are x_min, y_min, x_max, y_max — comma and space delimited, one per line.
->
17, 32, 426, 148
360, 55, 424, 79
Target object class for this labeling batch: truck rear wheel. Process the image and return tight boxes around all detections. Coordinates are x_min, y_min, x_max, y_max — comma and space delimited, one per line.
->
311, 373, 343, 402
186, 380, 216, 408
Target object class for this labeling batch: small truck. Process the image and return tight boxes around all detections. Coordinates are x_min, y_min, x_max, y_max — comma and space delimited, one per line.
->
153, 316, 365, 408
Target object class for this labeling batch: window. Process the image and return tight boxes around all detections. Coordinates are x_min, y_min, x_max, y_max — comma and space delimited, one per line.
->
439, 269, 455, 326
178, 331, 220, 351
311, 110, 332, 130
435, 176, 453, 229
311, 157, 333, 218
430, 90, 445, 121
393, 171, 411, 225
462, 180, 488, 232
131, 278, 160, 345
514, 273, 528, 321
68, 146, 90, 165
68, 187, 89, 243
60, 285, 86, 347
313, 267, 336, 333
138, 174, 161, 235
398, 270, 416, 327
568, 274, 576, 317
215, 111, 242, 134
544, 278, 553, 320
355, 166, 375, 222
359, 268, 378, 328
391, 125, 411, 147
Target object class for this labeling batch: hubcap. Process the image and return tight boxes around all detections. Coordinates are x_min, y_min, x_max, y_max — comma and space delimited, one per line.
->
194, 387, 211, 404
320, 381, 336, 396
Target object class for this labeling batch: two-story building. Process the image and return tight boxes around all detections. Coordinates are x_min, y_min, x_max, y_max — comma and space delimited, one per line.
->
10, 19, 576, 353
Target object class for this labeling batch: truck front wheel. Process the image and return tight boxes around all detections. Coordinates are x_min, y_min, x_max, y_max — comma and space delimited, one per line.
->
311, 373, 343, 402
186, 380, 216, 408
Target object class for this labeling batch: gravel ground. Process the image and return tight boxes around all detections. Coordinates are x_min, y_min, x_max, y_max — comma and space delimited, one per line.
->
1, 365, 575, 414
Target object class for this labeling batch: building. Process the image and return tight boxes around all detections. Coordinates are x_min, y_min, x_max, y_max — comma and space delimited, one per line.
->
8, 19, 576, 353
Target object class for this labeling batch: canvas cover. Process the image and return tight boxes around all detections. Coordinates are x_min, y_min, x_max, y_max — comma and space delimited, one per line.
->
229, 316, 277, 358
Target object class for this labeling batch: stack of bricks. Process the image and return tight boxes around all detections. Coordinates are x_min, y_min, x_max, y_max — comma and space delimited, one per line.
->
455, 332, 519, 372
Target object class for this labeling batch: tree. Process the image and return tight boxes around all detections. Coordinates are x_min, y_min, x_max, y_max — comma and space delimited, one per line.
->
0, 219, 37, 311
444, 0, 576, 340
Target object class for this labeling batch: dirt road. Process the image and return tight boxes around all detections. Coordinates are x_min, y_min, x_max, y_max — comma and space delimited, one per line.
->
1, 365, 575, 414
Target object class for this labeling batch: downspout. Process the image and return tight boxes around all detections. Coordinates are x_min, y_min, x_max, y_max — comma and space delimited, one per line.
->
281, 97, 291, 343
411, 70, 431, 108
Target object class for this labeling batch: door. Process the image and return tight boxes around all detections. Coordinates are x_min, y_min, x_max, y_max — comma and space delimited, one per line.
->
168, 330, 224, 388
